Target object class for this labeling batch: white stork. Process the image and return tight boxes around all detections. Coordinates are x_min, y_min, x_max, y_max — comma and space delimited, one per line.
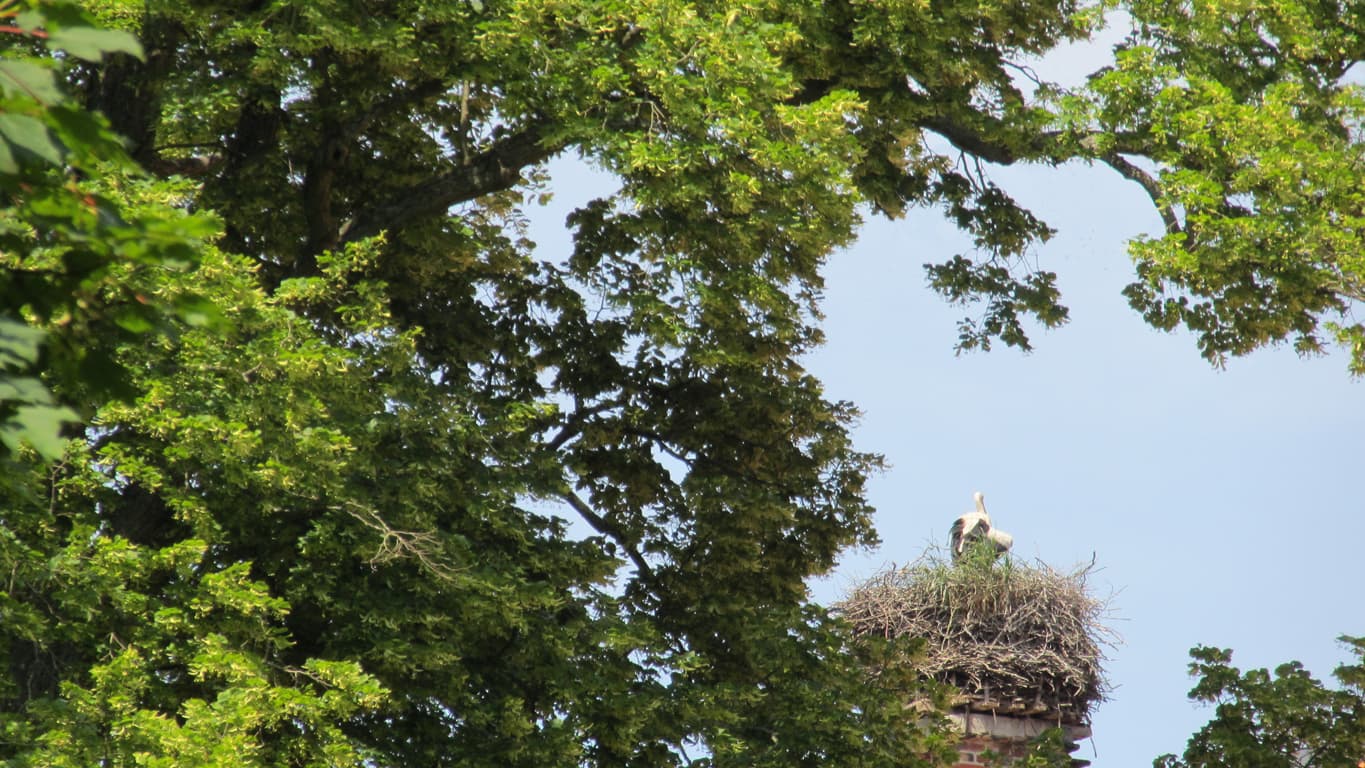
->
949, 491, 1013, 560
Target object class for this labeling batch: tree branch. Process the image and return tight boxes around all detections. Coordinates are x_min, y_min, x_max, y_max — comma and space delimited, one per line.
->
302, 132, 348, 259
341, 123, 561, 246
88, 15, 183, 166
793, 75, 1150, 169
545, 401, 623, 452
1099, 152, 1183, 236
302, 79, 449, 262
921, 115, 1026, 165
558, 488, 654, 581
211, 84, 287, 260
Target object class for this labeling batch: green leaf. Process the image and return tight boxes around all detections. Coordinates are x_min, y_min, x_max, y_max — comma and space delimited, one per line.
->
0, 113, 66, 167
47, 104, 124, 159
113, 305, 157, 334
46, 27, 144, 63
15, 10, 46, 32
0, 375, 55, 405
174, 294, 223, 328
0, 404, 78, 459
76, 348, 138, 402
0, 138, 17, 175
0, 317, 44, 369
0, 59, 64, 105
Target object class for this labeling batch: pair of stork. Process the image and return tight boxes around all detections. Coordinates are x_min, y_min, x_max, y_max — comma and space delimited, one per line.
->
949, 491, 1013, 560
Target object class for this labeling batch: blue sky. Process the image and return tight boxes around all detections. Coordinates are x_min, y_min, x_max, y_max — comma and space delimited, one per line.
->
527, 45, 1364, 762
803, 152, 1364, 766
795, 29, 1365, 765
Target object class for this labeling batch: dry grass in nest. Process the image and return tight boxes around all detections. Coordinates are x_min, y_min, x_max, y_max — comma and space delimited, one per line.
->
836, 547, 1116, 722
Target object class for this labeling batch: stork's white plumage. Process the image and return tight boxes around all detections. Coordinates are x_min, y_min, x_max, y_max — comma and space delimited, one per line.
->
949, 491, 992, 558
982, 527, 1013, 552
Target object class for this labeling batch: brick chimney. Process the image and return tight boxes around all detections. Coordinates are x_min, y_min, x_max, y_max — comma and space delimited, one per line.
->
838, 501, 1112, 768
949, 709, 1091, 767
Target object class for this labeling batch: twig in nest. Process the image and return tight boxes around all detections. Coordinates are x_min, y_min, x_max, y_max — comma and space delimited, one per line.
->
835, 550, 1118, 720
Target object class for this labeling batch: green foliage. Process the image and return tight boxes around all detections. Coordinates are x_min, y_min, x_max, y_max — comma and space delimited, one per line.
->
1064, 0, 1365, 371
0, 248, 393, 767
1020, 728, 1088, 768
1157, 637, 1365, 768
5, 0, 1365, 766
977, 728, 1080, 768
0, 0, 218, 460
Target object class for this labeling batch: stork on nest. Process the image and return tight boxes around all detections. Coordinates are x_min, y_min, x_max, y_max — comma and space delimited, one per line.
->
950, 491, 1013, 561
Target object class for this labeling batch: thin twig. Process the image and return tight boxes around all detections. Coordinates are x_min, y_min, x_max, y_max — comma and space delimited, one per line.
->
836, 552, 1117, 719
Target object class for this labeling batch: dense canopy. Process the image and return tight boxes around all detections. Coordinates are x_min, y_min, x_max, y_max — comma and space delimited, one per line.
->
1, 0, 1362, 766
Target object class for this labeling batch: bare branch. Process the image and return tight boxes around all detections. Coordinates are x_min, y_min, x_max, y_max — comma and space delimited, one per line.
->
1099, 152, 1183, 236
558, 488, 655, 581
340, 502, 466, 581
341, 123, 561, 246
544, 401, 624, 451
1002, 59, 1044, 88
302, 79, 448, 261
922, 114, 1150, 167
921, 116, 1024, 165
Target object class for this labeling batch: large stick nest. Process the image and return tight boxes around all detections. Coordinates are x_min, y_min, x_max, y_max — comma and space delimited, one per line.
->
836, 549, 1116, 722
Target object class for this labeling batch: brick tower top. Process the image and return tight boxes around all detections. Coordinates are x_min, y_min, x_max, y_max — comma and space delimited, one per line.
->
838, 497, 1114, 764
838, 500, 1112, 724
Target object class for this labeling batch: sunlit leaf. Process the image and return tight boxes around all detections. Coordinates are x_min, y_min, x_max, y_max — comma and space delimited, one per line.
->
0, 404, 78, 459
0, 317, 44, 369
0, 113, 66, 167
0, 59, 63, 105
46, 27, 144, 63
